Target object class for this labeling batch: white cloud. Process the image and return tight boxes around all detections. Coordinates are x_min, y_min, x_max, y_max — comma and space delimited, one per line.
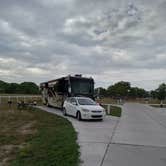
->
0, 0, 166, 89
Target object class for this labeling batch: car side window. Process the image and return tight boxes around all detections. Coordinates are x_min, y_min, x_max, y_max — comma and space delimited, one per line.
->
70, 98, 76, 103
65, 98, 68, 102
70, 98, 77, 105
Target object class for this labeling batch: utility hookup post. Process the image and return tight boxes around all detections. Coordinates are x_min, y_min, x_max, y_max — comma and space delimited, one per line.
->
160, 100, 163, 108
107, 104, 111, 114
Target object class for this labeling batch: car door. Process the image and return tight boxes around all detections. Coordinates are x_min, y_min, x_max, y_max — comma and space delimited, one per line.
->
69, 98, 78, 116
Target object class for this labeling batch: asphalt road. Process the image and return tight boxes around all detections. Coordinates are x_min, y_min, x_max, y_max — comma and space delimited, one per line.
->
38, 103, 166, 166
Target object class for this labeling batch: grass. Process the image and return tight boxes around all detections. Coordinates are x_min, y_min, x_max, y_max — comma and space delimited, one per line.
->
0, 103, 79, 166
102, 105, 122, 117
0, 95, 42, 105
97, 97, 166, 105
150, 104, 166, 108
109, 105, 122, 117
96, 98, 118, 104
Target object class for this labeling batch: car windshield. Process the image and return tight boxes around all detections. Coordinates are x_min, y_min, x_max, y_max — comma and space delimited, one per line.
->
77, 98, 97, 105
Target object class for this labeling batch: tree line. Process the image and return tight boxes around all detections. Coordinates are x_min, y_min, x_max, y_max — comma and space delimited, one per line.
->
95, 81, 166, 102
0, 80, 40, 94
0, 80, 166, 102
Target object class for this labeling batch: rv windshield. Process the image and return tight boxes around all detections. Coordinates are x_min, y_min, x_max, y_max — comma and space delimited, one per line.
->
71, 79, 93, 95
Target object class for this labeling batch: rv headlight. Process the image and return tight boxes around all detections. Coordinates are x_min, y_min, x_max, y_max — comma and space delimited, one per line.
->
82, 109, 90, 112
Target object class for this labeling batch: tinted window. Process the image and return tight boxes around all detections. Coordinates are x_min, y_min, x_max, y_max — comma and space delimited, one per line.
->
71, 79, 94, 94
65, 98, 70, 102
70, 98, 76, 103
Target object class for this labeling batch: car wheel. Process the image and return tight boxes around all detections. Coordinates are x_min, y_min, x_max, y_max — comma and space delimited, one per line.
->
76, 112, 82, 121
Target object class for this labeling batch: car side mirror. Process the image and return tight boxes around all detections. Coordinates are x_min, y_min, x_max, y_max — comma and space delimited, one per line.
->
71, 102, 77, 105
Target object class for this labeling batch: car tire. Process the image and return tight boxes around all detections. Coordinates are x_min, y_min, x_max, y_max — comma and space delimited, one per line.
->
76, 111, 82, 121
63, 108, 67, 116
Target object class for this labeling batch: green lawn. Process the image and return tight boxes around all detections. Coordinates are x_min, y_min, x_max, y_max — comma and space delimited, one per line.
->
0, 104, 79, 166
102, 105, 122, 117
109, 106, 122, 117
150, 104, 166, 108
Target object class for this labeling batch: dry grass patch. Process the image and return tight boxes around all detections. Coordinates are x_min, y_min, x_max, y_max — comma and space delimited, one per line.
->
0, 104, 37, 166
0, 103, 79, 166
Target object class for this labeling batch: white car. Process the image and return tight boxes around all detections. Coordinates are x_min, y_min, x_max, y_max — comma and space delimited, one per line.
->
63, 97, 106, 120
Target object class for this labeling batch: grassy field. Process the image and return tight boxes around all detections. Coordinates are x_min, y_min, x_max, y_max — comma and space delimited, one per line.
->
102, 104, 122, 117
150, 104, 166, 108
0, 103, 79, 166
96, 97, 166, 105
96, 98, 118, 104
109, 105, 122, 117
0, 95, 42, 105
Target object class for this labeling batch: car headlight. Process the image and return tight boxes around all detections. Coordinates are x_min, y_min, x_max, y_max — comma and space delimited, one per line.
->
82, 109, 90, 112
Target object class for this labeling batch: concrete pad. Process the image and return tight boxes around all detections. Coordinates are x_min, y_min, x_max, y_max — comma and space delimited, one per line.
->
38, 106, 119, 166
145, 105, 166, 128
72, 118, 118, 143
103, 144, 166, 166
38, 104, 166, 166
112, 103, 166, 147
80, 142, 107, 166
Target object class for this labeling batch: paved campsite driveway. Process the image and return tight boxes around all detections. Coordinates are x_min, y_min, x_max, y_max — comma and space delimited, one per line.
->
38, 106, 119, 166
39, 103, 166, 166
103, 103, 166, 166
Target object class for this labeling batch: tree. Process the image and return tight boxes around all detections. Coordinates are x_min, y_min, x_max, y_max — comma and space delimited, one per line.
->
95, 87, 107, 98
156, 83, 166, 104
0, 80, 40, 94
107, 81, 131, 98
0, 80, 8, 93
5, 83, 20, 94
150, 90, 157, 99
19, 82, 40, 94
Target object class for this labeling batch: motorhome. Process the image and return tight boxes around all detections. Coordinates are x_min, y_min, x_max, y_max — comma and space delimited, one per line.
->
40, 75, 94, 108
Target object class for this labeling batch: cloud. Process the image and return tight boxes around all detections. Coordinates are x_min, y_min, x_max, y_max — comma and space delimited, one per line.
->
0, 0, 166, 90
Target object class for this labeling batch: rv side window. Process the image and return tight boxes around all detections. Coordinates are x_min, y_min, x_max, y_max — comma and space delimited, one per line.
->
54, 82, 58, 92
54, 80, 67, 93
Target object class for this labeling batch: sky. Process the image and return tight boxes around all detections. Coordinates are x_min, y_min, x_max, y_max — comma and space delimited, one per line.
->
0, 0, 166, 90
